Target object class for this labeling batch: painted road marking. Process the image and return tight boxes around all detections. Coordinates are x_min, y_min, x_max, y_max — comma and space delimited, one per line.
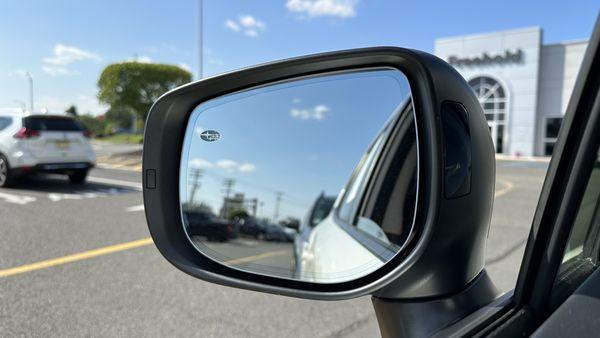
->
126, 204, 145, 212
0, 238, 154, 278
1, 178, 515, 277
224, 250, 289, 265
0, 238, 288, 278
0, 192, 37, 205
87, 176, 142, 190
495, 180, 514, 198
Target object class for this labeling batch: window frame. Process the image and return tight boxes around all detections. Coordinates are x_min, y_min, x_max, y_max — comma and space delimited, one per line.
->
543, 115, 564, 156
464, 16, 600, 336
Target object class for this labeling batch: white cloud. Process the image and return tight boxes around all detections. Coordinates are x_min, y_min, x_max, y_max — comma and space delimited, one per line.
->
42, 66, 76, 76
239, 15, 266, 30
209, 159, 256, 174
291, 104, 330, 121
225, 15, 266, 37
41, 44, 100, 76
286, 0, 359, 18
189, 158, 214, 169
216, 159, 238, 172
238, 163, 257, 173
43, 44, 101, 66
225, 19, 240, 32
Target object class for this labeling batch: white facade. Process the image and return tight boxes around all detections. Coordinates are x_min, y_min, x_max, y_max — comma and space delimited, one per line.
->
435, 27, 588, 156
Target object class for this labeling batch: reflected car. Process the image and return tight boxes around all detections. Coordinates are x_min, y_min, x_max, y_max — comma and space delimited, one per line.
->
184, 211, 235, 242
238, 218, 268, 239
264, 223, 294, 242
293, 193, 336, 276
0, 112, 96, 187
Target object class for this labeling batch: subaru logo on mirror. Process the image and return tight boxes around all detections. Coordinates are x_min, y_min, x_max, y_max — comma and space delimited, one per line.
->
200, 130, 220, 142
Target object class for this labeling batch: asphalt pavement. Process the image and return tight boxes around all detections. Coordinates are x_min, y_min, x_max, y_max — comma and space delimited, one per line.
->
0, 160, 548, 337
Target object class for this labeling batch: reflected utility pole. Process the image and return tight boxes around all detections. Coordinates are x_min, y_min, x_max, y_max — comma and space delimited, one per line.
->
198, 0, 203, 79
221, 178, 235, 217
273, 191, 283, 223
189, 168, 204, 203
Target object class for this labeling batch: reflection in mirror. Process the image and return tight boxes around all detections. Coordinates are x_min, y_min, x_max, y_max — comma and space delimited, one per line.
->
180, 68, 417, 283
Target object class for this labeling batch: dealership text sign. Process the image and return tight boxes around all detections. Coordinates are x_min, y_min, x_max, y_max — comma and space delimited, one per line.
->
448, 49, 523, 67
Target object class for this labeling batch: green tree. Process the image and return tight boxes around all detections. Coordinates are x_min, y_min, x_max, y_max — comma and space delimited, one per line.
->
182, 202, 214, 215
97, 62, 192, 122
77, 115, 106, 137
105, 106, 134, 131
65, 105, 78, 116
227, 209, 249, 220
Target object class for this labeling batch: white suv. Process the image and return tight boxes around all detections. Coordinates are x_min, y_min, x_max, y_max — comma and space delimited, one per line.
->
0, 112, 96, 187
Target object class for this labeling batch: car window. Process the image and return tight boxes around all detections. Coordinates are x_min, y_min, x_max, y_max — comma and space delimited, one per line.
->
558, 144, 600, 264
550, 143, 600, 307
23, 116, 84, 131
309, 197, 335, 227
0, 116, 12, 131
336, 131, 387, 223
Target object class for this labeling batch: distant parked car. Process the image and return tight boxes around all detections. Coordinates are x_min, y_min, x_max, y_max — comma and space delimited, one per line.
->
264, 223, 293, 242
238, 218, 267, 239
0, 112, 96, 187
184, 211, 235, 242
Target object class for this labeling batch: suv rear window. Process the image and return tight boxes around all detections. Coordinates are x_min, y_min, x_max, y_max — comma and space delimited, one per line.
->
0, 116, 12, 131
23, 116, 84, 131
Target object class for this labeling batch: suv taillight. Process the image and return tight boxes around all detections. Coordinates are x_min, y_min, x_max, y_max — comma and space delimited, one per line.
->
14, 127, 40, 139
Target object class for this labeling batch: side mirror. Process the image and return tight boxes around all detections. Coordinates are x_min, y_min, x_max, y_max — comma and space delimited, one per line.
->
143, 47, 496, 302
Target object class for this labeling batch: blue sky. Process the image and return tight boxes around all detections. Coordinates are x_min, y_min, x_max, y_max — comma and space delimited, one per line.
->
180, 69, 410, 220
1, 0, 597, 115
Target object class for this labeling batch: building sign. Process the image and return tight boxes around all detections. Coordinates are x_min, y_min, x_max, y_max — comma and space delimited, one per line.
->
448, 49, 523, 67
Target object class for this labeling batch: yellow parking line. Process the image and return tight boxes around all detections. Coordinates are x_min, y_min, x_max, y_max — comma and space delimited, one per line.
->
225, 250, 289, 265
495, 180, 514, 198
1, 179, 514, 279
0, 238, 153, 278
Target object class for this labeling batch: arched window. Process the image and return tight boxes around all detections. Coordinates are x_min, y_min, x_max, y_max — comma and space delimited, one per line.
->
468, 77, 507, 153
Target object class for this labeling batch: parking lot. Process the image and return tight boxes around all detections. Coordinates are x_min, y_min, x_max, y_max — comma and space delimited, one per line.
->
0, 159, 547, 337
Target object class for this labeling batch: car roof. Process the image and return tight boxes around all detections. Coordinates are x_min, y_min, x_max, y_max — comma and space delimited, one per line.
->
0, 110, 73, 118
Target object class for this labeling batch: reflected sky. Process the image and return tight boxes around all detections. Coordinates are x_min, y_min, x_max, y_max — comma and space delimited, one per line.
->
181, 68, 410, 221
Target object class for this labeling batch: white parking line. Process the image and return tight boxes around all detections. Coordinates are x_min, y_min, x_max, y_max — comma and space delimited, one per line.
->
126, 204, 145, 212
87, 176, 142, 190
0, 192, 37, 205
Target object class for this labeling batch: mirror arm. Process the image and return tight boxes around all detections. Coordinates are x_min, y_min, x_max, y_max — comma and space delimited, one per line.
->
372, 269, 498, 338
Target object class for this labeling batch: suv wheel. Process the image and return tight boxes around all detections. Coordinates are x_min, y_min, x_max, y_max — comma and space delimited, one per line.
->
68, 170, 88, 185
0, 154, 15, 187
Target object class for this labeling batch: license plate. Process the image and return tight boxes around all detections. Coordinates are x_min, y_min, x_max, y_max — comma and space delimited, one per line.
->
55, 140, 70, 149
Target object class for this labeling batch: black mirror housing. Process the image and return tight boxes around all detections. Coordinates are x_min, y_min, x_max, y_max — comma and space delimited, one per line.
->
142, 47, 495, 300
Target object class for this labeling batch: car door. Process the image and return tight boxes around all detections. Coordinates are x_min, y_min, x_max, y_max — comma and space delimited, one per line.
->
436, 15, 600, 337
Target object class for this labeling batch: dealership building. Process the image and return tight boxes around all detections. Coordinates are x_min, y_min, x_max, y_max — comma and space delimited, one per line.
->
435, 27, 588, 156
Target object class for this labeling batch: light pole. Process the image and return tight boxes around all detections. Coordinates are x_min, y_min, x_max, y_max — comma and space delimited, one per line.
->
24, 72, 33, 113
198, 0, 203, 79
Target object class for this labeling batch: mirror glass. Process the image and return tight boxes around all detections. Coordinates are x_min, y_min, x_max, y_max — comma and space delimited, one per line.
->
180, 68, 417, 283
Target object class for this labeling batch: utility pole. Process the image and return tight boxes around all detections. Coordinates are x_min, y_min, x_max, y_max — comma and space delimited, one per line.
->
189, 168, 204, 204
25, 72, 33, 112
273, 191, 283, 223
198, 0, 203, 79
247, 198, 258, 217
221, 178, 235, 218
